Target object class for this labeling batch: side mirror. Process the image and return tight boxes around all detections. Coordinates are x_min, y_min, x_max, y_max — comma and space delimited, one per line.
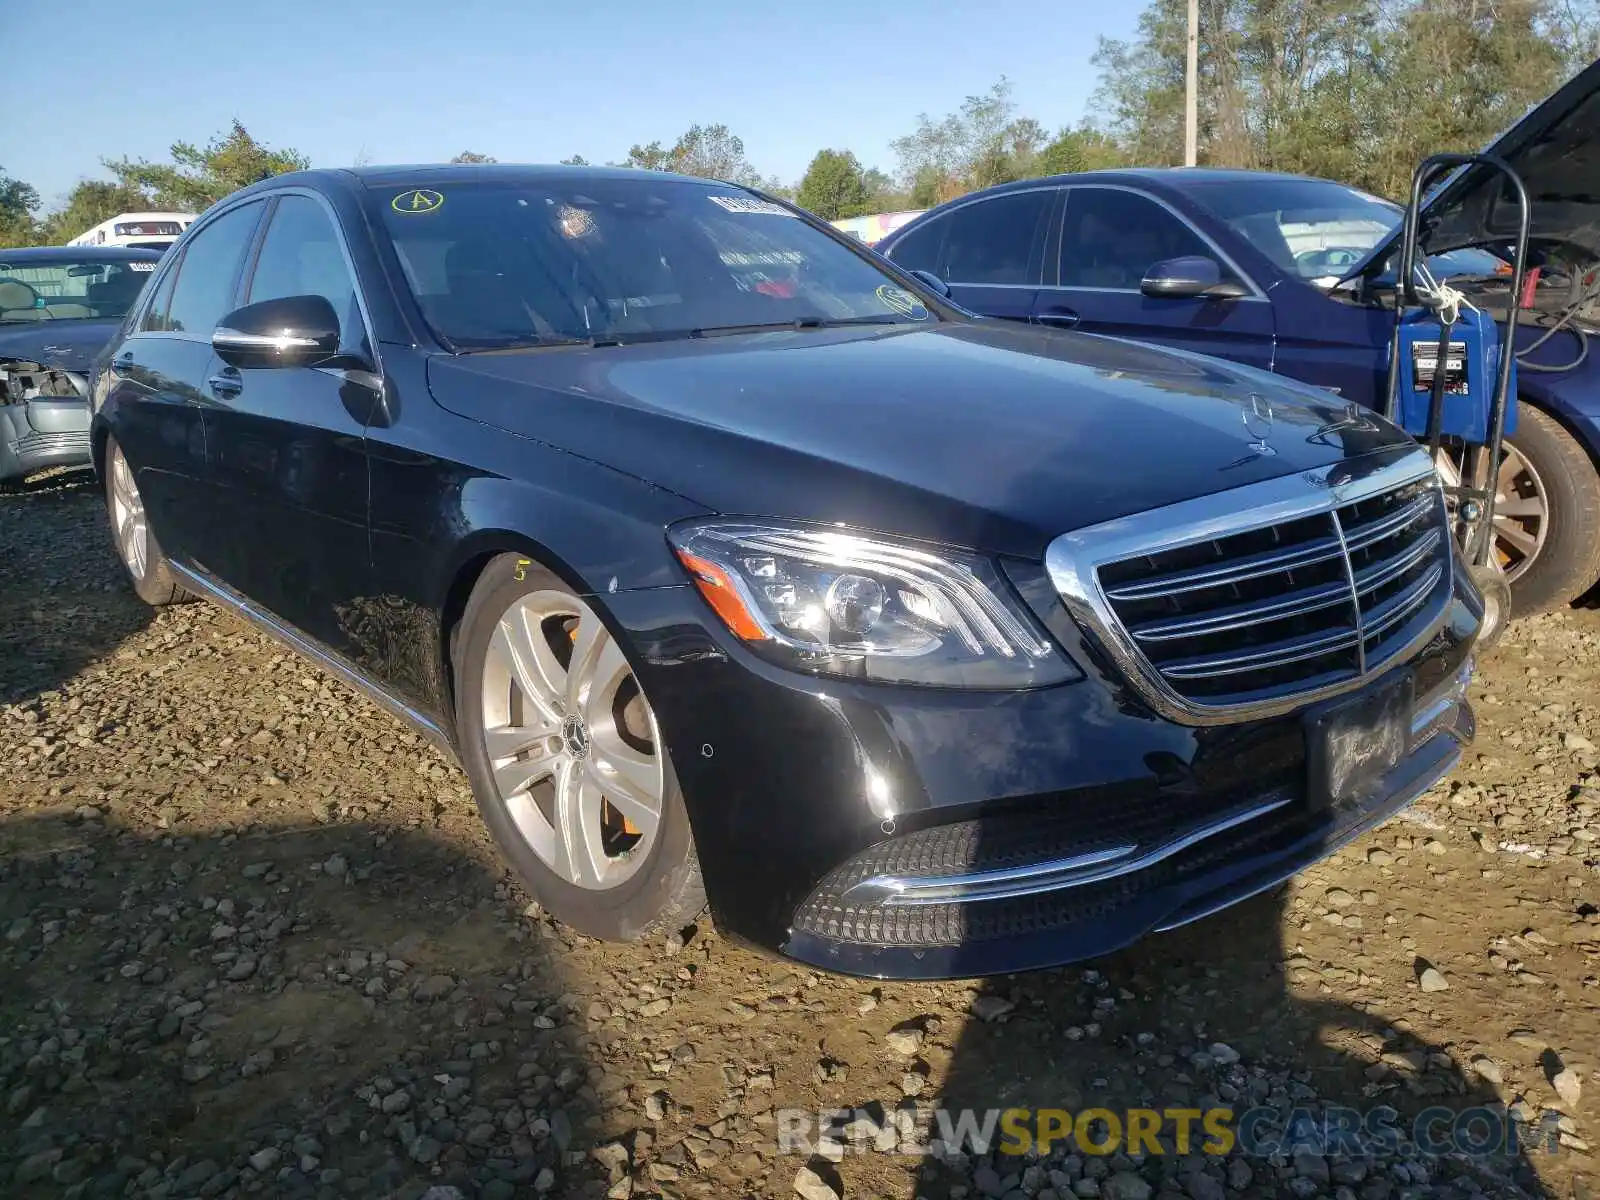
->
1140, 255, 1249, 300
908, 268, 951, 298
213, 294, 341, 368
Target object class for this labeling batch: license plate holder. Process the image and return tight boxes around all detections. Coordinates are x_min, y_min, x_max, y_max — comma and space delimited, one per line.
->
1305, 672, 1414, 811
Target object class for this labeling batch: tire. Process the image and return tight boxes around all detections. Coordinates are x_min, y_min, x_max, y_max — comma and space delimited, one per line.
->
1498, 405, 1600, 615
454, 553, 705, 941
104, 439, 191, 607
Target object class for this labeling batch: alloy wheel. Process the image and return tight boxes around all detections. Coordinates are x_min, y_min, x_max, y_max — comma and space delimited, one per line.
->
479, 590, 663, 890
109, 444, 149, 580
1435, 441, 1549, 584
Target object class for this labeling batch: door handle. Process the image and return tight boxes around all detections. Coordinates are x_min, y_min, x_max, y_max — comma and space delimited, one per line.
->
1036, 309, 1080, 328
208, 372, 242, 398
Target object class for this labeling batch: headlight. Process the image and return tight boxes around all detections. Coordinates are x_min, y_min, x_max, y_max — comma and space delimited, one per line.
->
668, 520, 1077, 688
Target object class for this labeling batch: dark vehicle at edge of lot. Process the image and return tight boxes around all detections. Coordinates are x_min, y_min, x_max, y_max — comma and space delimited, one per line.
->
879, 58, 1600, 618
0, 245, 163, 485
89, 163, 1481, 979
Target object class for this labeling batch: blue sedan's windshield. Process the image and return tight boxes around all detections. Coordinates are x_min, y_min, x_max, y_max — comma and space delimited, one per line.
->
1187, 178, 1508, 286
371, 177, 935, 349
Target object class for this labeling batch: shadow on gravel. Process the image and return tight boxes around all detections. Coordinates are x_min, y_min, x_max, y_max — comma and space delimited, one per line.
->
0, 810, 614, 1199
923, 892, 1554, 1200
0, 473, 154, 708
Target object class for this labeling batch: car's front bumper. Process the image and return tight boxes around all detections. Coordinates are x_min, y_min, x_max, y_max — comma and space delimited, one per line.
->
606, 561, 1480, 980
0, 396, 92, 483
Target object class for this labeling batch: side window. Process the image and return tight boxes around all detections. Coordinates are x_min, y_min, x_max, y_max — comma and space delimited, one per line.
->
246, 195, 362, 347
942, 191, 1051, 285
163, 201, 264, 335
139, 256, 182, 332
1059, 189, 1219, 290
885, 216, 947, 276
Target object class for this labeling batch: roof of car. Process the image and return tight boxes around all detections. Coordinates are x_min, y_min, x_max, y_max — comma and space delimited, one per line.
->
254, 163, 744, 193
0, 245, 165, 263
877, 167, 1346, 247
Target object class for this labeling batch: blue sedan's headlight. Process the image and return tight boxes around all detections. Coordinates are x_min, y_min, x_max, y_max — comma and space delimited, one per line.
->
669, 520, 1078, 689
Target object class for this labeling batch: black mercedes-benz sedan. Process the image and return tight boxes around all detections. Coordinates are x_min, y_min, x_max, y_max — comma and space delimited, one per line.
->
1, 245, 162, 484
89, 164, 1483, 979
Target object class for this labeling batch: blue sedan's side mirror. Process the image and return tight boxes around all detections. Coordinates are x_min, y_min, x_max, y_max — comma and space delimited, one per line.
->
909, 269, 951, 298
1141, 255, 1249, 300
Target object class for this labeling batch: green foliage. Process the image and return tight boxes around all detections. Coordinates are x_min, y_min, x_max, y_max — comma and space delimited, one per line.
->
1087, 0, 1598, 198
0, 166, 41, 248
796, 150, 872, 220
889, 77, 1060, 201
622, 124, 761, 185
450, 151, 497, 164
38, 181, 148, 245
1036, 127, 1128, 176
560, 155, 590, 166
104, 120, 309, 212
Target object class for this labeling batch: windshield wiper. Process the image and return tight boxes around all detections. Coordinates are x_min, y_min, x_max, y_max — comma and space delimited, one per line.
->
687, 315, 911, 338
466, 316, 912, 353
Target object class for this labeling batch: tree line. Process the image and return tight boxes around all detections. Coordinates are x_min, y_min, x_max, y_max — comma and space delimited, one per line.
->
4, 0, 1597, 249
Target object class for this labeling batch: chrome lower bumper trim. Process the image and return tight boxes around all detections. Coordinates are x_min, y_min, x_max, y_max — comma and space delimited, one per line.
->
841, 793, 1295, 907
843, 668, 1474, 910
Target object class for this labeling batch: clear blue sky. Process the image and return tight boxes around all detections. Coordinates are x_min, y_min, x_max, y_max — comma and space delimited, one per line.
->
0, 0, 1140, 210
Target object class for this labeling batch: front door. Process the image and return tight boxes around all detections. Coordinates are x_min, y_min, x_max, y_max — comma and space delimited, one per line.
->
194, 192, 377, 660
1035, 186, 1276, 371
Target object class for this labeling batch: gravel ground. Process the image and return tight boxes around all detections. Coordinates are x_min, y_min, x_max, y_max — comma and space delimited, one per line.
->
2, 473, 1597, 1200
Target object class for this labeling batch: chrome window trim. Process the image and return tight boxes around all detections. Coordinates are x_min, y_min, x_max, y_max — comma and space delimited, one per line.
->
1048, 183, 1270, 302
1044, 446, 1453, 726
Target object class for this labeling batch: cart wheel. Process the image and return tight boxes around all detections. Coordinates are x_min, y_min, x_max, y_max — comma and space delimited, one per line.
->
1468, 561, 1511, 652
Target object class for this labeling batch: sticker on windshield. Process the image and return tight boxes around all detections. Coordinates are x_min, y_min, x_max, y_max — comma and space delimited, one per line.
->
392, 189, 445, 214
128, 262, 156, 272
876, 284, 929, 320
707, 195, 794, 217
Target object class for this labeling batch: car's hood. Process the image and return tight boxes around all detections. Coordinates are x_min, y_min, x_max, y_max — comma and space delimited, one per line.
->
1360, 57, 1600, 269
0, 319, 121, 373
426, 322, 1408, 560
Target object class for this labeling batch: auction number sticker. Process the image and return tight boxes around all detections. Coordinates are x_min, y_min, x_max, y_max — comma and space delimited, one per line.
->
708, 195, 793, 216
128, 262, 156, 272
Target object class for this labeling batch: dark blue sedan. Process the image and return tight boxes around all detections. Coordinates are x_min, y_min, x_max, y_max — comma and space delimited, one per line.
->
880, 62, 1600, 615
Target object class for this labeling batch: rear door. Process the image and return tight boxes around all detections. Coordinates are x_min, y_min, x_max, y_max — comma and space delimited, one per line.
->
885, 189, 1056, 321
193, 191, 377, 659
100, 201, 266, 564
1035, 185, 1276, 370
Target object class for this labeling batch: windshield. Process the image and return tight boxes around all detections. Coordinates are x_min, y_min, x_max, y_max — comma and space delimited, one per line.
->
1190, 178, 1511, 286
114, 220, 182, 237
372, 178, 935, 349
0, 257, 156, 324
1190, 179, 1403, 280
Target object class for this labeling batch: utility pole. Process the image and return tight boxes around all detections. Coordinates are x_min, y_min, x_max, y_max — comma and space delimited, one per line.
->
1184, 0, 1199, 166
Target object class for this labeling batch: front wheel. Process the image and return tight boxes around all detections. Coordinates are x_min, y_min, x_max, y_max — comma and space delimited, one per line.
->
454, 554, 705, 941
1436, 405, 1600, 615
104, 439, 190, 607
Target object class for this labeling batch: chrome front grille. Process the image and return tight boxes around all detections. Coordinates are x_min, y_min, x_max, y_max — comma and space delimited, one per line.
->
1045, 451, 1454, 725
